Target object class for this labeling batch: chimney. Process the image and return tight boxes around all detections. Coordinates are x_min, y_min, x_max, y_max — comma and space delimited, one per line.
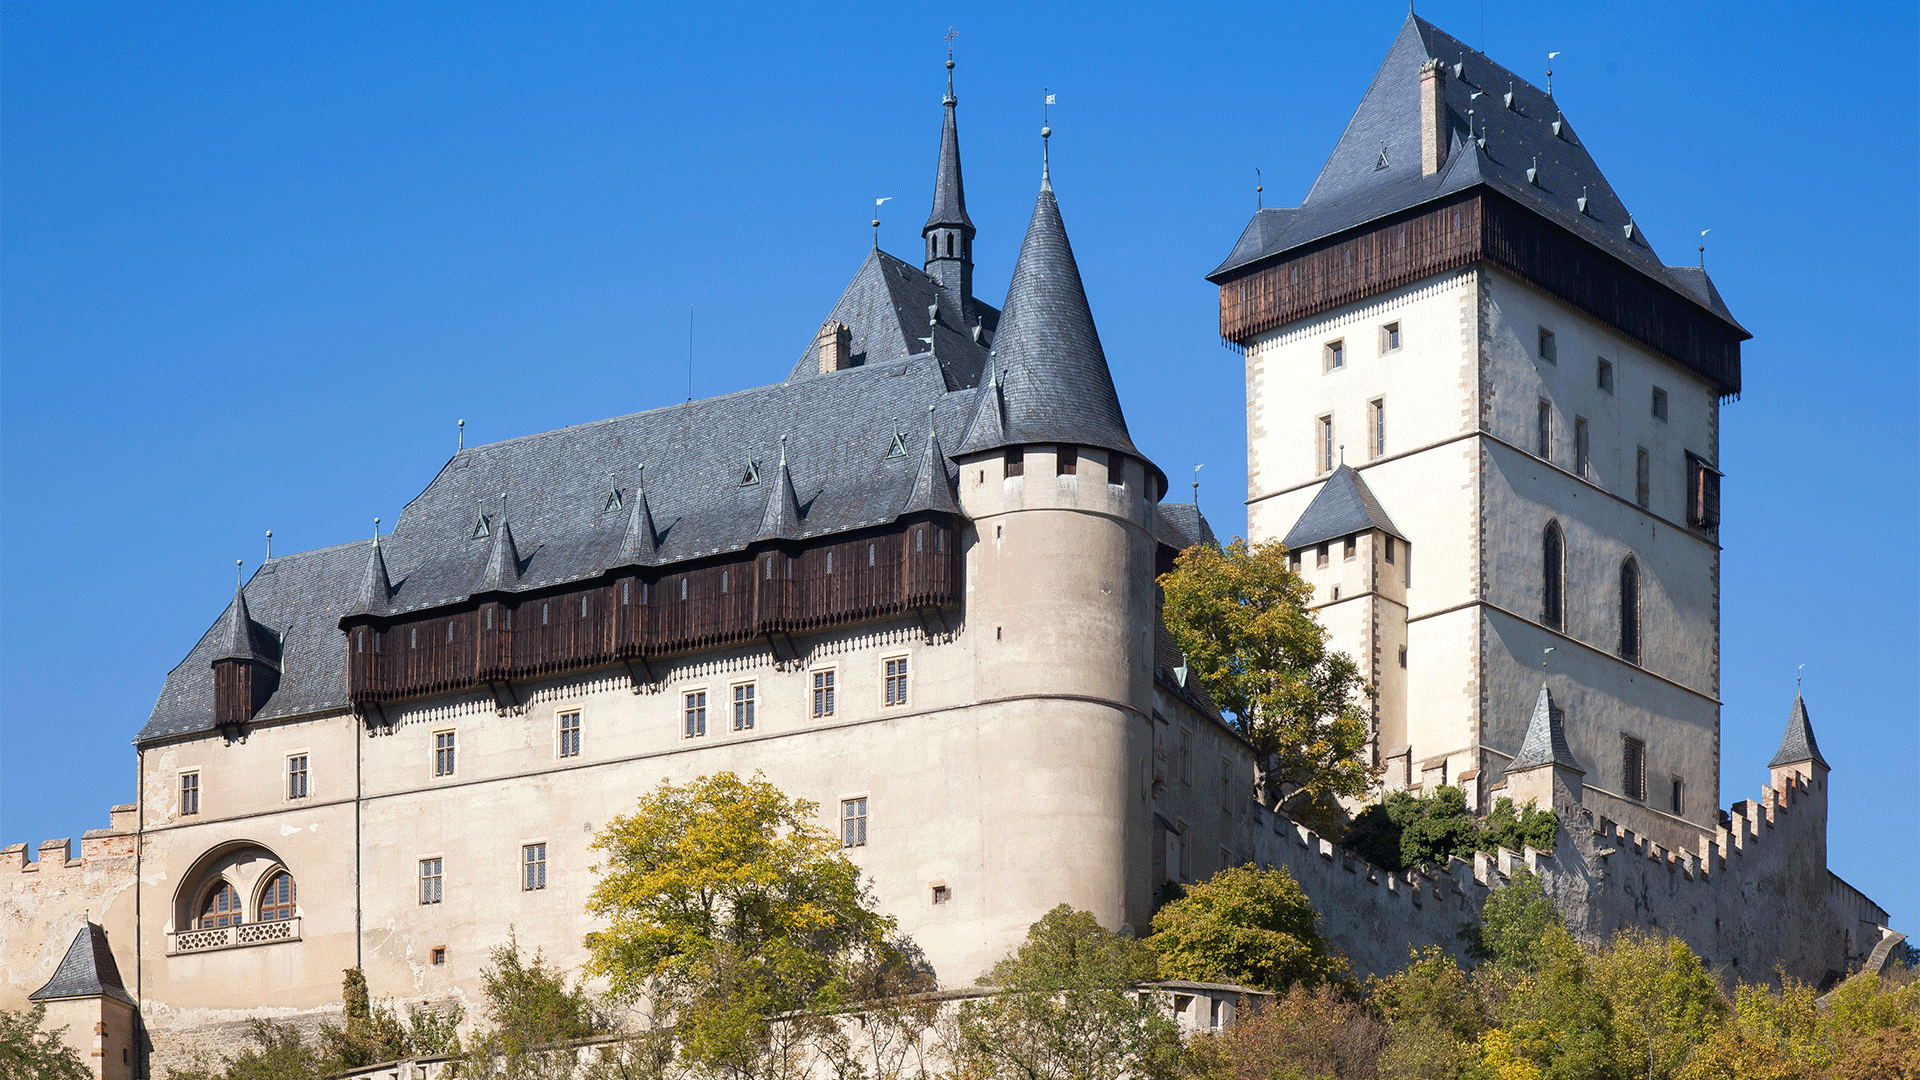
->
1420, 59, 1448, 176
815, 321, 852, 374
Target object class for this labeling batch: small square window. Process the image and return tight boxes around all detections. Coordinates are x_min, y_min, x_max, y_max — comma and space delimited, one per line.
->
732, 683, 756, 731
1651, 387, 1668, 421
884, 657, 909, 707
1596, 357, 1614, 393
431, 947, 447, 965
842, 798, 868, 848
419, 858, 444, 905
434, 731, 456, 777
1537, 326, 1557, 363
1343, 536, 1356, 561
1323, 339, 1345, 372
180, 773, 200, 816
522, 844, 546, 891
813, 670, 836, 718
684, 692, 707, 738
287, 755, 309, 800
558, 712, 581, 758
1004, 448, 1024, 477
1379, 322, 1401, 354
1315, 543, 1329, 569
1056, 446, 1078, 476
932, 884, 950, 904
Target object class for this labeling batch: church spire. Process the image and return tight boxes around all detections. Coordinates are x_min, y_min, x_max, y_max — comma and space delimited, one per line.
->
923, 54, 974, 304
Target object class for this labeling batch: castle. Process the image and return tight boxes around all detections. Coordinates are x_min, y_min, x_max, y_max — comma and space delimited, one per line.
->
1, 17, 1896, 1079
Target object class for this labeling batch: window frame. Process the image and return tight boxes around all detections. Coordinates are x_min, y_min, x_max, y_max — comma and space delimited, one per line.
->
557, 710, 581, 759
1622, 736, 1647, 802
1004, 448, 1024, 477
522, 843, 547, 892
1596, 357, 1614, 394
1635, 447, 1652, 508
1379, 321, 1401, 355
1686, 452, 1722, 533
812, 668, 836, 718
419, 857, 444, 906
1322, 338, 1345, 373
1314, 414, 1334, 475
180, 771, 201, 817
1056, 445, 1078, 476
286, 754, 310, 801
732, 682, 756, 731
433, 729, 457, 778
840, 796, 869, 849
882, 655, 909, 708
1651, 386, 1669, 422
1574, 416, 1591, 478
1619, 558, 1642, 665
684, 690, 709, 738
1537, 326, 1557, 364
257, 868, 297, 922
1536, 398, 1553, 461
1541, 522, 1565, 632
1367, 397, 1386, 459
198, 880, 243, 929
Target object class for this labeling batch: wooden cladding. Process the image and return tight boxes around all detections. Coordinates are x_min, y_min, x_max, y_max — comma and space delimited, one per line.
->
345, 519, 959, 708
213, 659, 275, 728
1217, 192, 1743, 398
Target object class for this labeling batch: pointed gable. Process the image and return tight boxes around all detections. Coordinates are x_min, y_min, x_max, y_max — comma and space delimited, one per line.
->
754, 440, 804, 542
211, 578, 269, 665
901, 417, 959, 516
1280, 465, 1405, 551
1768, 694, 1828, 770
1509, 683, 1583, 773
955, 169, 1150, 478
349, 538, 393, 617
473, 503, 522, 595
784, 249, 996, 390
30, 922, 136, 1006
609, 468, 660, 568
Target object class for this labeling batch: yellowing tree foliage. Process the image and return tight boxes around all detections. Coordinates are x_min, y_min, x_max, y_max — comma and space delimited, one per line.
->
1157, 538, 1376, 809
1148, 865, 1347, 993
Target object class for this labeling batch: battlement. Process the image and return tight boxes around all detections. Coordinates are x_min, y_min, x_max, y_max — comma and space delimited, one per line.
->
2, 805, 136, 873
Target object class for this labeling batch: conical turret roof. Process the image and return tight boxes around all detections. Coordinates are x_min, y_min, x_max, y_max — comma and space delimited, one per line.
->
610, 469, 660, 567
1768, 694, 1828, 770
474, 501, 522, 595
955, 165, 1148, 475
211, 574, 267, 665
754, 440, 804, 542
1509, 683, 1582, 773
350, 536, 393, 617
901, 413, 959, 516
29, 922, 134, 1006
924, 64, 972, 235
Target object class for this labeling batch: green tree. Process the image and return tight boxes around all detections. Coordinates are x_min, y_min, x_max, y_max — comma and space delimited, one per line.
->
1369, 947, 1488, 1080
465, 932, 609, 1078
1464, 870, 1563, 969
585, 771, 895, 1080
1588, 930, 1725, 1080
1148, 864, 1347, 993
1346, 791, 1558, 873
1479, 799, 1557, 859
1486, 926, 1620, 1080
1158, 538, 1377, 809
165, 1018, 321, 1080
0, 1004, 92, 1080
1181, 982, 1386, 1080
318, 966, 462, 1072
948, 905, 1180, 1080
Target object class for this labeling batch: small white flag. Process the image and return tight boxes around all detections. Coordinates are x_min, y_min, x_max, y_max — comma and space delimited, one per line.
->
876, 196, 892, 207
1045, 93, 1056, 105
1548, 51, 1560, 59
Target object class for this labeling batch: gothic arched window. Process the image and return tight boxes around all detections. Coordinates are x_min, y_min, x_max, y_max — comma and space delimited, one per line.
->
1619, 558, 1641, 664
199, 881, 242, 929
258, 870, 297, 922
1542, 523, 1565, 632
946, 232, 954, 257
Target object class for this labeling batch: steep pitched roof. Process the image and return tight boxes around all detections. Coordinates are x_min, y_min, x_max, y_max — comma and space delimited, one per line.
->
1509, 683, 1583, 773
955, 166, 1155, 484
784, 249, 998, 389
1156, 503, 1218, 551
901, 417, 959, 516
608, 468, 659, 568
210, 578, 271, 665
473, 502, 523, 595
1280, 465, 1405, 550
924, 66, 972, 234
1206, 14, 1745, 340
349, 537, 393, 618
1768, 694, 1828, 770
753, 440, 805, 542
29, 923, 136, 1006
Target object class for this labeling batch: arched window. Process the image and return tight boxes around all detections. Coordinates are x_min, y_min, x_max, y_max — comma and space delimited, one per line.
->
946, 232, 954, 257
199, 881, 242, 928
1542, 523, 1565, 632
1619, 558, 1641, 664
258, 870, 297, 921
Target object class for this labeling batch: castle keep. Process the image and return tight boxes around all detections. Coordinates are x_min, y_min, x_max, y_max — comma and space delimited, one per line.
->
1, 19, 1895, 1078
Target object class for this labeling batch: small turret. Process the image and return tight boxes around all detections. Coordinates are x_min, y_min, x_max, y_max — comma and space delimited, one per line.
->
211, 563, 277, 737
754, 437, 804, 542
610, 466, 660, 568
923, 56, 975, 305
350, 530, 393, 617
473, 495, 522, 596
1505, 683, 1584, 810
1769, 692, 1829, 794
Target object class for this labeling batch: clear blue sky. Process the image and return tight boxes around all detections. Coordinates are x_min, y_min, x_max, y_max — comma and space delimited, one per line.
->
3, 2, 1914, 935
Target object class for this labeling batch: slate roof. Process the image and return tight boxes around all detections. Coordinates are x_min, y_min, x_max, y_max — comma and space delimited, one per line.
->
784, 249, 998, 390
29, 922, 136, 1006
1207, 15, 1746, 340
925, 68, 973, 234
1768, 694, 1828, 770
1509, 683, 1583, 773
1156, 503, 1218, 551
210, 578, 275, 666
957, 166, 1157, 490
1280, 465, 1404, 551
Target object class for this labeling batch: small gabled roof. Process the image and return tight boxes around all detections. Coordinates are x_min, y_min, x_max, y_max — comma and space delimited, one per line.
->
29, 922, 136, 1006
1768, 694, 1828, 771
210, 578, 270, 666
1280, 465, 1405, 551
473, 504, 522, 595
753, 441, 805, 542
609, 470, 660, 568
1509, 683, 1583, 773
901, 420, 959, 516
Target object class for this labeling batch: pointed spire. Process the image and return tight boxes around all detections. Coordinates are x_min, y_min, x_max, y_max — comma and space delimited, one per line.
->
611, 464, 660, 567
954, 164, 1152, 487
474, 493, 521, 594
923, 57, 972, 234
212, 564, 267, 664
959, 355, 1006, 452
352, 524, 394, 617
1509, 683, 1583, 773
902, 406, 959, 516
28, 922, 135, 1006
754, 436, 804, 542
1768, 693, 1828, 771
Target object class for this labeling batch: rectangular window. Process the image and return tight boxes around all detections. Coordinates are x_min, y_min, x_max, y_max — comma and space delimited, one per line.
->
1315, 543, 1329, 569
884, 657, 909, 707
1368, 398, 1386, 459
522, 844, 546, 891
558, 712, 581, 758
841, 798, 868, 848
684, 692, 707, 738
1538, 326, 1557, 363
813, 670, 836, 717
431, 947, 446, 966
1636, 447, 1652, 508
1536, 399, 1553, 460
1651, 386, 1668, 421
1686, 453, 1722, 532
932, 885, 950, 904
1315, 414, 1334, 474
1671, 777, 1685, 816
1597, 357, 1614, 393
1289, 550, 1301, 572
1622, 737, 1647, 801
732, 683, 756, 731
1379, 321, 1401, 354
1323, 338, 1345, 372
419, 859, 443, 905
1575, 416, 1590, 478
180, 772, 200, 816
1057, 446, 1077, 475
434, 731, 456, 777
1383, 536, 1395, 564
287, 755, 309, 800
1004, 448, 1024, 477
1343, 536, 1357, 561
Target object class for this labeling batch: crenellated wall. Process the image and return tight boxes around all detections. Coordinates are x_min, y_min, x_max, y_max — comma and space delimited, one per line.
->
0, 806, 141, 1012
